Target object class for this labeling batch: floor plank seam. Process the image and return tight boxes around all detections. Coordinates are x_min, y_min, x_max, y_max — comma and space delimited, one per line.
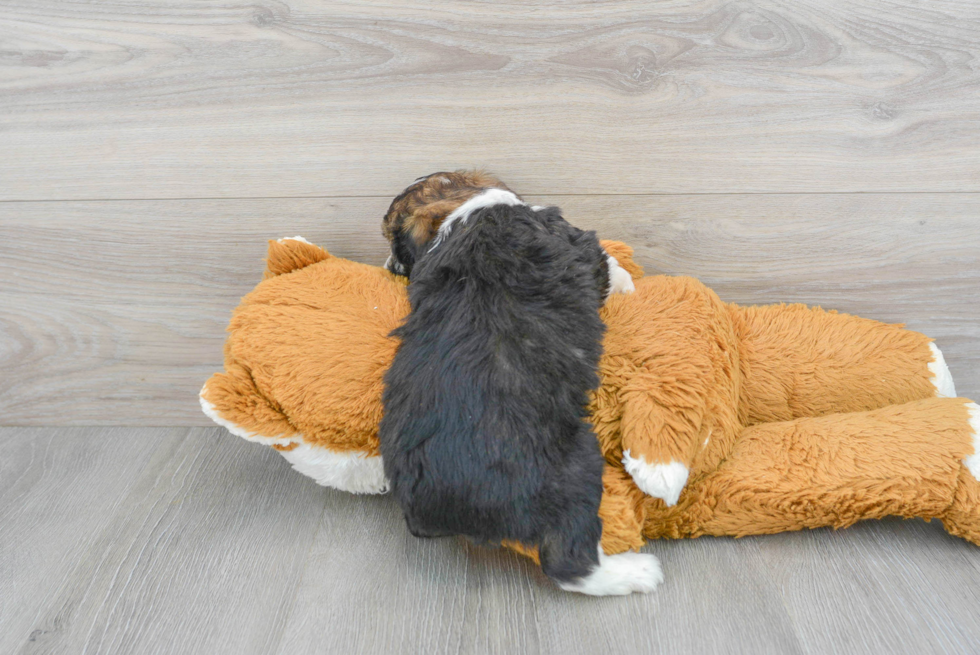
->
3, 190, 980, 204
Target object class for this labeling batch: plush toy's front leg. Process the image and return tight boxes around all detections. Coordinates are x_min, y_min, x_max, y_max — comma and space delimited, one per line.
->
598, 239, 640, 301
619, 372, 706, 506
605, 254, 635, 299
686, 398, 980, 545
730, 303, 950, 426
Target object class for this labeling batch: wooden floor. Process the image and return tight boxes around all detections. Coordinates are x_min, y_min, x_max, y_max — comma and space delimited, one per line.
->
2, 1, 980, 653
3, 428, 980, 655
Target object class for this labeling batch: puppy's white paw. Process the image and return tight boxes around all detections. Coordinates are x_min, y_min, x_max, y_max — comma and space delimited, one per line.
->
559, 549, 663, 596
277, 235, 312, 244
622, 451, 689, 507
607, 256, 635, 297
384, 254, 407, 276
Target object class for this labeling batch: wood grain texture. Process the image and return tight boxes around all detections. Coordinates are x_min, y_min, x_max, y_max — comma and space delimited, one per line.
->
275, 483, 807, 655
0, 427, 184, 654
2, 193, 978, 426
280, 494, 980, 654
3, 428, 979, 654
749, 520, 980, 653
4, 1, 979, 651
1, 0, 979, 199
2, 428, 326, 655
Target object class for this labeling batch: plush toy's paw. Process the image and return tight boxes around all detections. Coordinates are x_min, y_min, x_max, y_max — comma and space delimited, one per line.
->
558, 549, 663, 596
200, 384, 296, 447
622, 451, 689, 507
929, 343, 957, 398
606, 255, 635, 299
278, 443, 390, 494
965, 402, 980, 481
201, 383, 390, 494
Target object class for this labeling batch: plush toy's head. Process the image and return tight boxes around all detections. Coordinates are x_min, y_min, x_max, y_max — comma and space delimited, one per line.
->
381, 170, 517, 277
199, 238, 406, 492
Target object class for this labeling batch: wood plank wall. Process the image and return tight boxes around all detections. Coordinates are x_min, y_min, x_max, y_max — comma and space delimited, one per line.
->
2, 0, 978, 425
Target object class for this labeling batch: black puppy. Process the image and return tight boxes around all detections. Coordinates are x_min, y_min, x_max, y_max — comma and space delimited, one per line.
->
380, 172, 660, 595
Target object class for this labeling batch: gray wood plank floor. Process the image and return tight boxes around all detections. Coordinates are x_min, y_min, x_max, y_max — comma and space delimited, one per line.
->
3, 0, 980, 652
2, 0, 980, 199
2, 428, 979, 655
2, 194, 978, 426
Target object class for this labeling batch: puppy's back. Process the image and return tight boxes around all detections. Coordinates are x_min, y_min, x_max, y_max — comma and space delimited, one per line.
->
380, 204, 607, 542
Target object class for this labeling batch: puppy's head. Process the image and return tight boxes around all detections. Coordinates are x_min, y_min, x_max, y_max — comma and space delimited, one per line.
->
382, 170, 518, 277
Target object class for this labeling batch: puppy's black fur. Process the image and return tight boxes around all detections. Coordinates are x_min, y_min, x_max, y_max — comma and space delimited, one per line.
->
380, 203, 611, 584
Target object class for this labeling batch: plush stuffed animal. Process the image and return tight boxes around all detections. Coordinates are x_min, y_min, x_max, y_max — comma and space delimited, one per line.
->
201, 236, 980, 557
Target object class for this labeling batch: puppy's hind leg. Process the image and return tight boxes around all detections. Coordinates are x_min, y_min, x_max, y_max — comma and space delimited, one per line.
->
539, 445, 662, 596
404, 509, 455, 539
540, 512, 662, 596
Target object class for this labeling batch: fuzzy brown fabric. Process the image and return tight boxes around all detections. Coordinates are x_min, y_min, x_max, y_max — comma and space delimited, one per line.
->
202, 238, 980, 554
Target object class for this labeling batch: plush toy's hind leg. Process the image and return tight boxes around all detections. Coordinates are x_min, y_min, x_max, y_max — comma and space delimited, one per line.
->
941, 404, 980, 545
729, 303, 948, 425
685, 398, 979, 544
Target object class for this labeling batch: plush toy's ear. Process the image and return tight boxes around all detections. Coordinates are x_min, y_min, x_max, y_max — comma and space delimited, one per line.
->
600, 240, 644, 280
263, 236, 332, 279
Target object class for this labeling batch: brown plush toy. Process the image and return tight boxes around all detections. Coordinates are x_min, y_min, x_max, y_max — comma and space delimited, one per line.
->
201, 236, 980, 560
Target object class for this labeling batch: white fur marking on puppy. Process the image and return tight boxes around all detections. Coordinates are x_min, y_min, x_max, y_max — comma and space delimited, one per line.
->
429, 188, 524, 251
928, 343, 957, 398
531, 205, 546, 211
384, 254, 406, 275
606, 255, 635, 299
199, 384, 298, 447
558, 547, 663, 596
276, 235, 311, 244
964, 403, 980, 481
278, 442, 390, 494
622, 451, 689, 506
